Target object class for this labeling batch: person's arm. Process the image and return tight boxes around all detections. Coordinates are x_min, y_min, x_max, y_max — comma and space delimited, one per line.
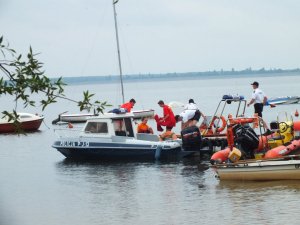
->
263, 96, 268, 105
172, 133, 178, 140
148, 126, 154, 134
201, 111, 205, 118
247, 98, 255, 107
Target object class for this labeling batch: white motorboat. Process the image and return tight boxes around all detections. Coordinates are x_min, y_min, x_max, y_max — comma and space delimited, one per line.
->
52, 112, 196, 160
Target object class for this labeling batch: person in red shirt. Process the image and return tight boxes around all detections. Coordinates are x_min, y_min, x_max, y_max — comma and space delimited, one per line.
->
154, 100, 176, 131
120, 98, 136, 112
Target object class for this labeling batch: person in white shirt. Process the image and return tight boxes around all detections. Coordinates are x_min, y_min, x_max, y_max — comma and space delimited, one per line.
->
176, 99, 205, 130
247, 81, 271, 134
247, 81, 267, 117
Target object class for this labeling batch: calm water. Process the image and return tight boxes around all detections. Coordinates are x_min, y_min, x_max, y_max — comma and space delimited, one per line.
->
1, 73, 300, 225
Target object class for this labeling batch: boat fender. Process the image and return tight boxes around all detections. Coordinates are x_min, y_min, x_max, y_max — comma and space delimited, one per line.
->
295, 109, 299, 117
294, 121, 300, 131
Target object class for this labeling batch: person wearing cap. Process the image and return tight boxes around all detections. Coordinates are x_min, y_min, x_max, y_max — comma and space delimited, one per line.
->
154, 100, 176, 132
176, 99, 205, 130
120, 98, 136, 112
247, 82, 271, 134
247, 82, 267, 117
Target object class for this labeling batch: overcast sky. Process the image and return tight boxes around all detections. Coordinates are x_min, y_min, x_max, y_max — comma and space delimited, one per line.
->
1, 0, 300, 77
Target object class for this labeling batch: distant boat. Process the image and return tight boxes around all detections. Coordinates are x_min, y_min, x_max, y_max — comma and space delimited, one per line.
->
0, 112, 44, 133
267, 96, 300, 106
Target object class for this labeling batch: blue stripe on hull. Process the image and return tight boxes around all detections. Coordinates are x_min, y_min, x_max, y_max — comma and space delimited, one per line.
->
55, 146, 184, 160
52, 141, 195, 160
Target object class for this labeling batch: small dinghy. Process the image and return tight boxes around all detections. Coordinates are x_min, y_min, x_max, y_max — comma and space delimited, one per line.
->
0, 112, 44, 133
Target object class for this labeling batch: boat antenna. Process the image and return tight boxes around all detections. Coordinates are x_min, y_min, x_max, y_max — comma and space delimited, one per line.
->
113, 0, 125, 104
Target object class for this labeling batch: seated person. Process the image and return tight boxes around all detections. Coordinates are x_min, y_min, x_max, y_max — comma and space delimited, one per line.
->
137, 117, 154, 134
159, 126, 178, 141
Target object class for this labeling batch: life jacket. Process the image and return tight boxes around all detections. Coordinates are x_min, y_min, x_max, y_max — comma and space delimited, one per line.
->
137, 123, 151, 133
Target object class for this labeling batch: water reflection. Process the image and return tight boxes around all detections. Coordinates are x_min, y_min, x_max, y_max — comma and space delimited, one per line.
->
54, 158, 210, 225
217, 179, 300, 191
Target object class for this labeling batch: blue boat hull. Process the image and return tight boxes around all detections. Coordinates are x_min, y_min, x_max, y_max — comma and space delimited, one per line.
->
52, 141, 195, 160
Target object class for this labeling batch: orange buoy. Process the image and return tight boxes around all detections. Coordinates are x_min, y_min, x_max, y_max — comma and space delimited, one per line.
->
68, 123, 74, 128
210, 147, 231, 164
295, 109, 299, 117
294, 121, 300, 131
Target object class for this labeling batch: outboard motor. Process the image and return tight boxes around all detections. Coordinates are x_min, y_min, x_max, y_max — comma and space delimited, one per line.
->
181, 125, 202, 151
233, 124, 259, 158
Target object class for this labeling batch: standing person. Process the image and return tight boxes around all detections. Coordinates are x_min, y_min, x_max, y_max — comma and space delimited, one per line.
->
247, 82, 267, 118
154, 100, 176, 132
247, 81, 271, 133
137, 117, 154, 134
120, 98, 136, 112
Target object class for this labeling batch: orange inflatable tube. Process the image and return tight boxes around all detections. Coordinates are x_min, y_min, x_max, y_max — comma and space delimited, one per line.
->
263, 145, 287, 159
264, 139, 300, 159
210, 147, 230, 164
256, 136, 268, 151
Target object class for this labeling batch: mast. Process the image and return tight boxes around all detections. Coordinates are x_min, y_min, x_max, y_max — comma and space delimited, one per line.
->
113, 0, 125, 104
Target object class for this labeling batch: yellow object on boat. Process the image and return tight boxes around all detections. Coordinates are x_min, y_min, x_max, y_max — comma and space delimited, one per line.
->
228, 147, 241, 162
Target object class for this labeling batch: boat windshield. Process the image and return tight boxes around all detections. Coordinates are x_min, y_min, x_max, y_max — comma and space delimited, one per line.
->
85, 122, 108, 134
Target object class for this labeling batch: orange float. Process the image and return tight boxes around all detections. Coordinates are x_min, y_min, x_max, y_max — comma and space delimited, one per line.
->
210, 147, 231, 164
294, 120, 300, 131
264, 139, 300, 159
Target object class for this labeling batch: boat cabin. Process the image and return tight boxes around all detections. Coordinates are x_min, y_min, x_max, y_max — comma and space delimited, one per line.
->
83, 113, 135, 138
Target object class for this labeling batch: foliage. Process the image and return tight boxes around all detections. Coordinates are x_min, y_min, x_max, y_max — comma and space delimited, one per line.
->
0, 36, 110, 126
